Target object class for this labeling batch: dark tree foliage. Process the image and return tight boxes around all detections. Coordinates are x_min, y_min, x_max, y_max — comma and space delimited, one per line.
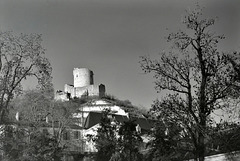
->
10, 89, 53, 124
145, 121, 183, 161
0, 89, 79, 161
226, 52, 240, 83
91, 110, 144, 161
2, 126, 62, 161
140, 5, 240, 161
24, 131, 63, 161
92, 109, 118, 161
207, 122, 240, 155
111, 120, 143, 161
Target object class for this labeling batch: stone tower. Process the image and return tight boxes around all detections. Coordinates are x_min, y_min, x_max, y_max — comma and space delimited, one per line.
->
73, 68, 94, 87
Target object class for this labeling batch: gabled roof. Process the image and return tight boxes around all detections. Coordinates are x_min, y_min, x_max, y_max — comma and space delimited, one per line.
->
79, 99, 114, 107
75, 98, 146, 118
83, 111, 154, 130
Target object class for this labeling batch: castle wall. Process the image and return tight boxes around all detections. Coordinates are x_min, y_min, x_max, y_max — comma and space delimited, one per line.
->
74, 86, 88, 98
55, 90, 69, 101
64, 84, 74, 93
74, 85, 101, 98
99, 84, 105, 97
87, 85, 100, 96
73, 68, 94, 88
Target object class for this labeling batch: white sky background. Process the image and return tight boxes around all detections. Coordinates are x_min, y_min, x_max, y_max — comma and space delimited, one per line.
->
0, 0, 239, 109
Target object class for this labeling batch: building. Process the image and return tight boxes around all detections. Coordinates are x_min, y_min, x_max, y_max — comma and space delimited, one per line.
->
83, 111, 153, 153
55, 68, 105, 101
73, 99, 128, 127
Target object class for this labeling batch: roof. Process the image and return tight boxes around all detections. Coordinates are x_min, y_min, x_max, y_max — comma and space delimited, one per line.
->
79, 99, 114, 107
76, 98, 146, 117
6, 120, 83, 130
83, 111, 154, 130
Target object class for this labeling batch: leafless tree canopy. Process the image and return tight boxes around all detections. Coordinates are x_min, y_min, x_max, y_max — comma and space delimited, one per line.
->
140, 5, 240, 161
0, 32, 52, 123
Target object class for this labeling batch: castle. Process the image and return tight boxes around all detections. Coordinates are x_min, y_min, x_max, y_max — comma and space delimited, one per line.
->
55, 68, 106, 100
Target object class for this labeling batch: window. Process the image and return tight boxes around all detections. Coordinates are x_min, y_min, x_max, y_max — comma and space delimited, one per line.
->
42, 129, 48, 135
18, 144, 24, 150
63, 131, 70, 140
73, 131, 80, 139
5, 126, 14, 137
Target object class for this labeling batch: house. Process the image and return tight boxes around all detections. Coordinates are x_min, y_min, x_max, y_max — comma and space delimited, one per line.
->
82, 111, 154, 153
72, 99, 129, 127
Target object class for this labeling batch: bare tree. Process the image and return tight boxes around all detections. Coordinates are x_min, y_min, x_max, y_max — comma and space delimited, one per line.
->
140, 5, 240, 161
3, 89, 79, 160
0, 31, 52, 123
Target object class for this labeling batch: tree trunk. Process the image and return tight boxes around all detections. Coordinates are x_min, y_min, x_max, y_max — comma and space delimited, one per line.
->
198, 133, 205, 161
0, 109, 5, 124
197, 113, 206, 161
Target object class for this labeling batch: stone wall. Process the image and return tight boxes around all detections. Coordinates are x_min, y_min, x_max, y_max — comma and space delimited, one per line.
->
73, 68, 94, 88
75, 85, 103, 97
64, 84, 74, 93
55, 90, 69, 101
99, 84, 105, 97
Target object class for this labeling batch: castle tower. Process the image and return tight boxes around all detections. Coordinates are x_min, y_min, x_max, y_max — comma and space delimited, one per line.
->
73, 68, 94, 88
56, 68, 105, 101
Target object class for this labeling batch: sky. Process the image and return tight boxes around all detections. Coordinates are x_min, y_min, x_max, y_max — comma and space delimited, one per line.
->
0, 0, 239, 109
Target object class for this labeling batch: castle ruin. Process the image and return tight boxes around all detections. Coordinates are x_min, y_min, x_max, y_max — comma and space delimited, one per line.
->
55, 68, 105, 100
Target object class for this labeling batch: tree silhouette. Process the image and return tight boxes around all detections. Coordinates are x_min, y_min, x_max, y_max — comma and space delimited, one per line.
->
140, 5, 240, 161
0, 32, 52, 123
